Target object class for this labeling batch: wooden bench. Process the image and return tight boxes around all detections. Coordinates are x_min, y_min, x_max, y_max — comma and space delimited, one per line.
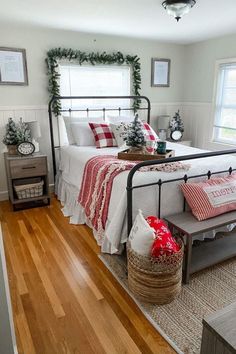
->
165, 211, 236, 284
201, 302, 236, 354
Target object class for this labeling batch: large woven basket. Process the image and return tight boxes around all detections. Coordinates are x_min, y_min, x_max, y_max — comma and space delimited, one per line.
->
127, 239, 184, 305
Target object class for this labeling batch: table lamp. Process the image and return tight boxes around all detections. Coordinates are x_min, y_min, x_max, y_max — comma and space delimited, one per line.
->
156, 115, 170, 140
28, 121, 41, 152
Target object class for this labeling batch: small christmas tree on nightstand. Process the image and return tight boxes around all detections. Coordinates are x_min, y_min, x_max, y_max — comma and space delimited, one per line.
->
126, 114, 146, 153
3, 118, 19, 155
169, 110, 184, 133
3, 118, 18, 145
3, 117, 32, 155
16, 118, 31, 143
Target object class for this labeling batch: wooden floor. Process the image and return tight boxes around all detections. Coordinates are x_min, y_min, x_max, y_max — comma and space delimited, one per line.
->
0, 197, 175, 354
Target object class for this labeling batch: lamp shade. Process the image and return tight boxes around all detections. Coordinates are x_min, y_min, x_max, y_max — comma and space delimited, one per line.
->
28, 121, 41, 139
157, 115, 170, 130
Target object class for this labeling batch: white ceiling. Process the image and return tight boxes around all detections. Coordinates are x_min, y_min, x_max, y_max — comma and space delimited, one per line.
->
2, 0, 236, 44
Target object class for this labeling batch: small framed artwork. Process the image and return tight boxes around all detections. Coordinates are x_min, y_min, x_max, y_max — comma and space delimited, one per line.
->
0, 47, 28, 85
151, 58, 170, 87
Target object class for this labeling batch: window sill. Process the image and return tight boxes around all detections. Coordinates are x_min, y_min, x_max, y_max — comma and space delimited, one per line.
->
207, 140, 236, 151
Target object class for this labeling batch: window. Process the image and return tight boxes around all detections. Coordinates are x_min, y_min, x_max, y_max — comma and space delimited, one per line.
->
213, 62, 236, 145
59, 64, 131, 115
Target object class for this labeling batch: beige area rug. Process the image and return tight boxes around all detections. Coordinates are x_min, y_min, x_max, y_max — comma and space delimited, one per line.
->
100, 247, 236, 354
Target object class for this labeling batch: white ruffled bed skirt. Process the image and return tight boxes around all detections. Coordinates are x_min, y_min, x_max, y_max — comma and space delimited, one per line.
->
56, 173, 116, 251
56, 172, 236, 253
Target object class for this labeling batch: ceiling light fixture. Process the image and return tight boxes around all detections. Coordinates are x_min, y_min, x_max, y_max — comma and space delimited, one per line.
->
162, 0, 196, 22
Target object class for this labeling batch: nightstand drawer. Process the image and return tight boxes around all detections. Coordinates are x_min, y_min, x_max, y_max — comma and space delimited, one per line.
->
9, 157, 47, 178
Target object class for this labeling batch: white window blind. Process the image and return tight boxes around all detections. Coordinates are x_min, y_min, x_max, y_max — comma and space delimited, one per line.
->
213, 63, 236, 144
59, 64, 131, 115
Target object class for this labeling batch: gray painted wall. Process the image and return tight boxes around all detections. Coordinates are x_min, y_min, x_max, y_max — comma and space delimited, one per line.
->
184, 33, 236, 102
0, 23, 186, 106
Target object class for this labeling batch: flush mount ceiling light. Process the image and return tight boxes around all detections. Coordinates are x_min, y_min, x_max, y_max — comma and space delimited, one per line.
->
162, 0, 196, 22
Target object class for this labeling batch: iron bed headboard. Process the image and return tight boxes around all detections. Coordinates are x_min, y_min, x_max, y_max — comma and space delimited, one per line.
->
48, 95, 151, 177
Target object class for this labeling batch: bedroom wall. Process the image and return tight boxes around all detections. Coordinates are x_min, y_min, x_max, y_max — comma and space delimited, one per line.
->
0, 23, 186, 200
183, 33, 236, 150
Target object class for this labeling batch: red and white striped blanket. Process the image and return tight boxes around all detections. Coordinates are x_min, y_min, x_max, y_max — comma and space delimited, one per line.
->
78, 155, 190, 244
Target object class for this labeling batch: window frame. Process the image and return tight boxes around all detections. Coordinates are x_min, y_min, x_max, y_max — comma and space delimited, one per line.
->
58, 62, 132, 112
212, 58, 236, 146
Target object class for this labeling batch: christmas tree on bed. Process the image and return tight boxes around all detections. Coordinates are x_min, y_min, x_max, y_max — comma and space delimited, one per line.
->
125, 114, 146, 152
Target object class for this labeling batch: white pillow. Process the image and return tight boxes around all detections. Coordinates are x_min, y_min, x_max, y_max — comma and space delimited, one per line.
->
58, 115, 69, 146
110, 122, 132, 148
70, 122, 96, 146
63, 116, 103, 145
107, 115, 135, 124
129, 210, 155, 256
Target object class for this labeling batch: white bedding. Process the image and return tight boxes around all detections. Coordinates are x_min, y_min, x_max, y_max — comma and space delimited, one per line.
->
56, 142, 236, 253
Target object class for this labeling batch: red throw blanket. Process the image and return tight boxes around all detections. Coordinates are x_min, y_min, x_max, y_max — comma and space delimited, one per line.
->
78, 155, 190, 244
79, 156, 135, 235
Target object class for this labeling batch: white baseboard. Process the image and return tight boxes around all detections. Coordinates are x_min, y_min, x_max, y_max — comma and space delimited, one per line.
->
49, 184, 54, 193
0, 191, 8, 201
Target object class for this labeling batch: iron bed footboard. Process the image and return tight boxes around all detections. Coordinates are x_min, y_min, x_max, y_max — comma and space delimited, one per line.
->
127, 149, 236, 236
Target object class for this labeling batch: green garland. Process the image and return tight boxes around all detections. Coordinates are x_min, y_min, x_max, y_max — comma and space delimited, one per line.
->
46, 48, 141, 116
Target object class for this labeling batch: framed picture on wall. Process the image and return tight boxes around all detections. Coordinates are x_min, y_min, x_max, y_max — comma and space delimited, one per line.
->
0, 47, 28, 85
151, 58, 170, 87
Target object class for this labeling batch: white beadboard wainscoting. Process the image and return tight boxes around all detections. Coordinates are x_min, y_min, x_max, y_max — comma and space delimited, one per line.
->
0, 102, 223, 201
181, 102, 213, 149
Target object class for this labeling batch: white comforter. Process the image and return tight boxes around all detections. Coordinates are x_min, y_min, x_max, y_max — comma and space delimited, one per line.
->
57, 142, 236, 253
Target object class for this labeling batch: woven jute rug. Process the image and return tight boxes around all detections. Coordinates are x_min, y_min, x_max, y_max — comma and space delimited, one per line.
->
100, 248, 236, 354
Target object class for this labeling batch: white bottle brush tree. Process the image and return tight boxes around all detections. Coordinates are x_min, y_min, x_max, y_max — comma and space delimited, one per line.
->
3, 118, 31, 146
169, 110, 184, 132
16, 118, 31, 143
126, 114, 146, 151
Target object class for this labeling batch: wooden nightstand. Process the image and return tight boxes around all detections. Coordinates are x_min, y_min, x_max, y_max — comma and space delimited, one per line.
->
4, 152, 50, 211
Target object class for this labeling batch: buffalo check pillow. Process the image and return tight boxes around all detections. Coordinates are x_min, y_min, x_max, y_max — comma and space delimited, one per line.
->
89, 123, 117, 148
181, 174, 236, 221
143, 123, 159, 141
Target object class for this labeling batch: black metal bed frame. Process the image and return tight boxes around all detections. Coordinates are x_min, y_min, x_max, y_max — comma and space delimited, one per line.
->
48, 95, 151, 176
48, 95, 236, 239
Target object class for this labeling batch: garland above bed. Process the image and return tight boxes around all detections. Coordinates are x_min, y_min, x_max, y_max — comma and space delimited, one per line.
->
46, 48, 142, 116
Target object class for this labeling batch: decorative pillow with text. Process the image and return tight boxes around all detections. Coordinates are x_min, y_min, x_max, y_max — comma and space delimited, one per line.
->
181, 174, 236, 221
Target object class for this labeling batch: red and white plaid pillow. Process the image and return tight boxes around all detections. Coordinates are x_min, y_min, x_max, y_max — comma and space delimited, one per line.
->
143, 123, 159, 141
181, 174, 236, 221
89, 123, 117, 148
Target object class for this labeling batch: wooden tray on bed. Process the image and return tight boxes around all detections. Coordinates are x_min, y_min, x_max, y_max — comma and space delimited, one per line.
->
117, 149, 175, 161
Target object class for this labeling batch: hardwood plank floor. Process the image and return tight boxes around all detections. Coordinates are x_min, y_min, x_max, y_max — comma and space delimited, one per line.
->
0, 197, 175, 354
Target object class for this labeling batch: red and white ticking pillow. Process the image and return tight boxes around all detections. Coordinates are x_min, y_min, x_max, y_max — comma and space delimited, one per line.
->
89, 123, 117, 148
143, 123, 158, 142
181, 174, 236, 221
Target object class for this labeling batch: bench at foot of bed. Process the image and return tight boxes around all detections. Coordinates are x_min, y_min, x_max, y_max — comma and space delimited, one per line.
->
165, 211, 236, 284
